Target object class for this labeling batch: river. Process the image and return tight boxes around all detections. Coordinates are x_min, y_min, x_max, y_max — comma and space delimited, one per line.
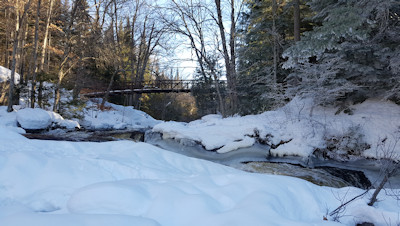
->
24, 129, 400, 189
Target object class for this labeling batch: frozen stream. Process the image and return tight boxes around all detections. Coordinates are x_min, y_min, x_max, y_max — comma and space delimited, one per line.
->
25, 129, 400, 189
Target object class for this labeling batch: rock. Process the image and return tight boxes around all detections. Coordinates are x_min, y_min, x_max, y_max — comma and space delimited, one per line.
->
16, 108, 52, 131
356, 222, 374, 226
317, 166, 371, 189
47, 111, 80, 130
130, 131, 145, 142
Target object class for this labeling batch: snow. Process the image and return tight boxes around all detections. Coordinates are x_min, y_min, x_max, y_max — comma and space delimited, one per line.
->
0, 95, 400, 225
80, 100, 159, 130
0, 106, 19, 127
16, 108, 52, 130
153, 97, 400, 160
0, 127, 399, 226
0, 66, 20, 84
1, 106, 80, 132
48, 111, 80, 130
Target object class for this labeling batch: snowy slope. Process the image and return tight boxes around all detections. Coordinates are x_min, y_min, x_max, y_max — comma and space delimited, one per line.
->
0, 127, 399, 226
154, 98, 400, 160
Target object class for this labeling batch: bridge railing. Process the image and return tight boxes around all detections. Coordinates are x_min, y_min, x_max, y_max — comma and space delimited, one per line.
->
82, 79, 228, 97
116, 80, 198, 91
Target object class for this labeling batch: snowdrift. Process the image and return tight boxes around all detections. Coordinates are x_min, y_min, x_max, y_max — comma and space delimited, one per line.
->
0, 128, 399, 226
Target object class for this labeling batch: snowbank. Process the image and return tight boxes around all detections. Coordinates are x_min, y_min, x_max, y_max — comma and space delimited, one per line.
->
0, 127, 398, 226
81, 100, 159, 130
0, 107, 80, 131
153, 98, 400, 160
0, 66, 20, 84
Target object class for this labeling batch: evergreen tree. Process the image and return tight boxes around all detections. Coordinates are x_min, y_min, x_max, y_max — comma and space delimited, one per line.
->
237, 0, 312, 114
283, 0, 400, 110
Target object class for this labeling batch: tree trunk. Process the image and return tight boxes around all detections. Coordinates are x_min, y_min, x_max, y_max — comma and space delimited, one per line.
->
4, 7, 10, 68
100, 69, 119, 110
38, 80, 43, 108
368, 174, 389, 206
7, 0, 33, 112
228, 0, 238, 113
293, 0, 301, 42
40, 0, 54, 72
53, 68, 64, 112
212, 71, 225, 116
272, 0, 278, 91
214, 0, 238, 115
30, 0, 42, 108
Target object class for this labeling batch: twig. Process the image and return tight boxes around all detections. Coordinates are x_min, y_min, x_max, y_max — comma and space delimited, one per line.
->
329, 190, 369, 217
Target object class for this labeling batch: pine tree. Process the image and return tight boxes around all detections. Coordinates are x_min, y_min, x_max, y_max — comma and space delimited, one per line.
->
283, 0, 400, 109
237, 0, 312, 114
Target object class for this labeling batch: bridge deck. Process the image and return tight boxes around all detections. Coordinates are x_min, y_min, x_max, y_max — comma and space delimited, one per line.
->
82, 80, 197, 97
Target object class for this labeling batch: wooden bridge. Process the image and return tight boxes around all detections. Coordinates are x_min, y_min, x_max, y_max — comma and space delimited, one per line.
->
82, 80, 201, 98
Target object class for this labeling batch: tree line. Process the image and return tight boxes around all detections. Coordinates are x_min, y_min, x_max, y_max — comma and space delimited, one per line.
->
0, 0, 399, 119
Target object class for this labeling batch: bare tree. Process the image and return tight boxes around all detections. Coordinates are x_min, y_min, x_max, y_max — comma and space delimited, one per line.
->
53, 0, 81, 112
7, 0, 33, 112
30, 0, 41, 108
39, 0, 55, 72
368, 136, 400, 206
2, 2, 11, 68
95, 0, 166, 109
213, 0, 243, 115
164, 0, 226, 115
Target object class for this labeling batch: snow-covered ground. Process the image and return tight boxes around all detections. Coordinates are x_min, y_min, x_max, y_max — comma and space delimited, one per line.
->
154, 97, 400, 161
1, 68, 400, 225
0, 127, 399, 226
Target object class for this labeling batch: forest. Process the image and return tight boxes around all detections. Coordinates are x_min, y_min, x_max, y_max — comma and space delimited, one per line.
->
0, 0, 399, 121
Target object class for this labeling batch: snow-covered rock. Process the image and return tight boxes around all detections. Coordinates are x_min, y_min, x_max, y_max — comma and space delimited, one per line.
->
81, 100, 159, 130
16, 108, 52, 130
48, 111, 80, 130
0, 66, 20, 84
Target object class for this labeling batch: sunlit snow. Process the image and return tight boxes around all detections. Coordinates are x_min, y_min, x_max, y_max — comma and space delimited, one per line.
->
0, 96, 400, 225
0, 127, 398, 226
154, 97, 400, 160
0, 66, 20, 85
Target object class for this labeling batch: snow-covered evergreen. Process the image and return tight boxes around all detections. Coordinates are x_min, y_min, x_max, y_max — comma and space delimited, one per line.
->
283, 0, 400, 108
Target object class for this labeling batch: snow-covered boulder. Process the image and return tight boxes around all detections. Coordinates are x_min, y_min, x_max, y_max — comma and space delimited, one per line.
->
48, 111, 80, 130
0, 66, 20, 84
16, 108, 52, 130
81, 100, 159, 130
